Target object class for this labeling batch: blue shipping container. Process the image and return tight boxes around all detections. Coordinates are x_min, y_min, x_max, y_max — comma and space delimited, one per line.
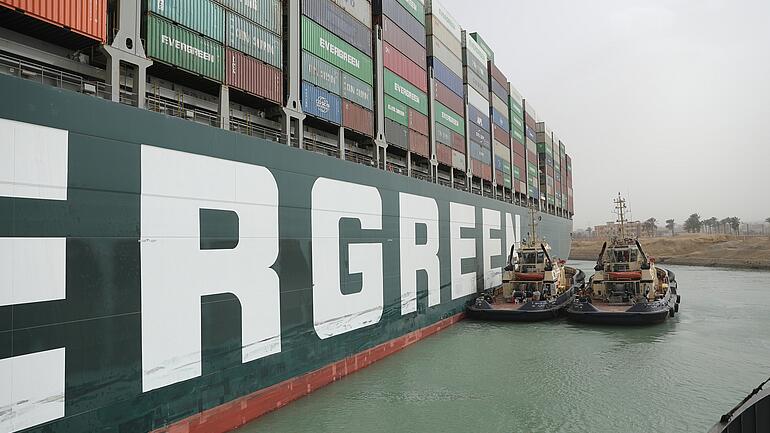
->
470, 140, 490, 161
302, 81, 342, 125
492, 108, 509, 132
525, 124, 536, 141
468, 104, 490, 132
468, 122, 491, 148
430, 57, 463, 98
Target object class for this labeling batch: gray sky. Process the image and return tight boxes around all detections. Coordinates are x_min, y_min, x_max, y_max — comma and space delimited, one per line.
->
440, 0, 770, 229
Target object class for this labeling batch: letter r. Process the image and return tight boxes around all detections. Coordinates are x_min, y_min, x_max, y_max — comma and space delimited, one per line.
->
140, 146, 280, 392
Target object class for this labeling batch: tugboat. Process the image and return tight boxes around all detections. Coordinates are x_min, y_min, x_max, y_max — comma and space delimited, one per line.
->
708, 376, 770, 433
567, 194, 681, 325
467, 207, 585, 321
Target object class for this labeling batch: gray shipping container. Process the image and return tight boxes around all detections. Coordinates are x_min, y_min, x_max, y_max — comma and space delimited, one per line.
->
342, 72, 373, 110
427, 36, 462, 76
425, 16, 461, 54
218, 0, 282, 35
227, 12, 282, 68
434, 122, 452, 145
492, 94, 508, 117
331, 0, 372, 28
465, 68, 488, 96
302, 50, 341, 94
385, 118, 409, 149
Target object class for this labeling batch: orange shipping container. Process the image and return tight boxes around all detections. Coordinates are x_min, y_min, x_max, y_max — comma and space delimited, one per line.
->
409, 130, 429, 158
343, 100, 374, 137
0, 0, 107, 42
436, 143, 452, 166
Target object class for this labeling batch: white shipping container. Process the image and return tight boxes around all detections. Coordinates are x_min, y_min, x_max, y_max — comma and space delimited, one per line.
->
462, 31, 488, 68
331, 0, 372, 28
425, 0, 461, 41
427, 36, 462, 75
467, 85, 488, 114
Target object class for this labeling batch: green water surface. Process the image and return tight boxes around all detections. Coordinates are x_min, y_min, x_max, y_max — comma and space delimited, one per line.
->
239, 261, 770, 433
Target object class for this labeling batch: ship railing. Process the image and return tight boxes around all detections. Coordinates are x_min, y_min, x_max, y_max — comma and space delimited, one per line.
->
0, 52, 111, 100
229, 116, 284, 144
410, 170, 432, 183
146, 94, 220, 128
438, 179, 452, 188
346, 151, 376, 167
303, 138, 339, 158
386, 162, 408, 176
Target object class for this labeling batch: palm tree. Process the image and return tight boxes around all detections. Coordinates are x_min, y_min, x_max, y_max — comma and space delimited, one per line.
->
720, 218, 731, 234
706, 217, 718, 234
642, 217, 657, 237
729, 217, 741, 235
585, 227, 593, 238
665, 219, 675, 236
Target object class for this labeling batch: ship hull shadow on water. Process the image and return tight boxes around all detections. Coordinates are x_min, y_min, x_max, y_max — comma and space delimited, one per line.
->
566, 269, 679, 326
467, 269, 585, 322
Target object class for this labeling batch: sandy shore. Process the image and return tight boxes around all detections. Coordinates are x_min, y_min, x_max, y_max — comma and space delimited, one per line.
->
570, 234, 770, 270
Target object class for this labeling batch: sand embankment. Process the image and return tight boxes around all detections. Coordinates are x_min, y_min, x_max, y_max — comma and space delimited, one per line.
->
570, 234, 770, 270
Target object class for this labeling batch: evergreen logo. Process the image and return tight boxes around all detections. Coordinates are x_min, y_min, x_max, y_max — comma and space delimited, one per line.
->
161, 34, 215, 63
320, 37, 360, 68
441, 111, 459, 127
394, 82, 420, 104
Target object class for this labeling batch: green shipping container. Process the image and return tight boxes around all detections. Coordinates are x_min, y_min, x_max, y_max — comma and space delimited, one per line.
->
227, 12, 282, 68
302, 17, 372, 85
146, 15, 224, 82
146, 0, 225, 42
511, 128, 524, 144
513, 166, 521, 180
384, 95, 409, 126
434, 102, 464, 135
342, 72, 373, 110
509, 97, 522, 118
383, 69, 427, 114
218, 0, 282, 35
504, 174, 512, 189
398, 0, 425, 25
528, 165, 538, 177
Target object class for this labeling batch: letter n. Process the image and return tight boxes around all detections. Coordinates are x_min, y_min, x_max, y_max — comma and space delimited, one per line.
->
140, 146, 280, 392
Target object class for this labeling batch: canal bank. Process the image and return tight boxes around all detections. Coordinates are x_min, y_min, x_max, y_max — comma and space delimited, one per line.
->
238, 261, 770, 433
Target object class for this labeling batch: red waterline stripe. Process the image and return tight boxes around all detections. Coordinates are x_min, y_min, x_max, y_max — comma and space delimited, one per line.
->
152, 313, 465, 433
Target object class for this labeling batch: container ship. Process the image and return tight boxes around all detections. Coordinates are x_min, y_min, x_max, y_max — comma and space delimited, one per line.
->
0, 0, 574, 432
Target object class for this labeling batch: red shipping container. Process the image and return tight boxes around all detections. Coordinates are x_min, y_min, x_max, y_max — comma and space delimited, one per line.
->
489, 62, 507, 88
471, 159, 492, 181
0, 0, 107, 42
492, 124, 509, 147
527, 150, 538, 164
524, 112, 536, 128
226, 48, 283, 104
379, 16, 426, 70
436, 143, 452, 166
495, 169, 504, 186
343, 100, 374, 137
408, 108, 429, 136
434, 81, 464, 116
383, 42, 427, 93
409, 130, 429, 158
514, 179, 523, 193
513, 153, 525, 169
451, 132, 465, 153
512, 138, 525, 157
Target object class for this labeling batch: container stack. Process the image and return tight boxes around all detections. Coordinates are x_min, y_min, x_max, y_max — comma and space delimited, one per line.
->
509, 84, 527, 202
301, 0, 374, 136
470, 32, 511, 194
425, 0, 466, 173
566, 154, 574, 216
375, 0, 429, 160
462, 31, 491, 182
523, 100, 540, 205
535, 122, 556, 212
144, 0, 284, 104
556, 138, 566, 215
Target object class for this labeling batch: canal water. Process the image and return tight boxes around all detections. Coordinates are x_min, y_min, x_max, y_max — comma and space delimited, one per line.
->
238, 261, 770, 433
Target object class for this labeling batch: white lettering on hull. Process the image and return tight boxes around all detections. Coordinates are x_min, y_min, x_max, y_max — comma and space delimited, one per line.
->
312, 178, 383, 339
140, 145, 280, 392
450, 202, 476, 299
399, 193, 440, 315
0, 119, 68, 432
482, 208, 502, 290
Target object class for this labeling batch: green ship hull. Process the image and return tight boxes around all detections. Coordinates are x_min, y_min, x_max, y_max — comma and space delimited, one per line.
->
0, 75, 571, 432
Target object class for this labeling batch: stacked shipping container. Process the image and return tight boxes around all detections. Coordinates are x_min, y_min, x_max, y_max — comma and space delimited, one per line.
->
535, 122, 555, 210
566, 153, 574, 215
143, 0, 284, 104
509, 84, 527, 198
470, 32, 511, 191
0, 0, 108, 42
462, 31, 491, 181
523, 99, 540, 203
374, 0, 429, 156
301, 0, 374, 135
425, 0, 465, 171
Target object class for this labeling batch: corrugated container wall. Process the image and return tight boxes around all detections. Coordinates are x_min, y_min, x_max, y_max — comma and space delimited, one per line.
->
302, 51, 341, 94
226, 12, 282, 68
145, 15, 224, 82
146, 0, 224, 42
343, 100, 374, 136
225, 48, 282, 103
302, 81, 342, 124
383, 42, 427, 92
331, 0, 372, 27
342, 73, 374, 110
301, 16, 373, 84
302, 0, 372, 56
219, 0, 282, 34
380, 16, 426, 69
0, 0, 107, 42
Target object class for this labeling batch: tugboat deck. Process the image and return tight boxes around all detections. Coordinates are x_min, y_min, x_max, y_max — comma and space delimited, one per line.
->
586, 302, 633, 313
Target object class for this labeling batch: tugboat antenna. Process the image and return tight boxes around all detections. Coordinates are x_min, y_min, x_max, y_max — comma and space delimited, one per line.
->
613, 193, 628, 239
529, 204, 538, 246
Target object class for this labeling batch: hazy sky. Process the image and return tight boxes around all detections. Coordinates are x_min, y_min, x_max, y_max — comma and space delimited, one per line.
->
440, 0, 770, 229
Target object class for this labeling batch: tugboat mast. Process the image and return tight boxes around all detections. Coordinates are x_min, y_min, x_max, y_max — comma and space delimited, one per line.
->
613, 193, 628, 240
528, 205, 539, 247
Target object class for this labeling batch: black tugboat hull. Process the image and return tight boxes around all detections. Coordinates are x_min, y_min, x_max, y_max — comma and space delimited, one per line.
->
466, 299, 571, 322
566, 268, 678, 326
